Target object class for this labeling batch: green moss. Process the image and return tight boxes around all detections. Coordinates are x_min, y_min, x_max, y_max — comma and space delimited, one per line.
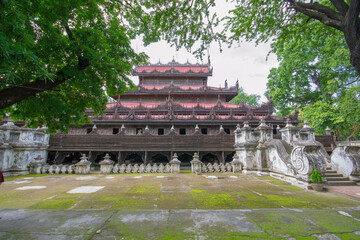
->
111, 194, 157, 209
31, 199, 78, 210
128, 182, 161, 194
283, 185, 302, 190
0, 191, 25, 202
4, 174, 77, 181
335, 233, 360, 240
271, 180, 290, 185
54, 193, 84, 199
304, 210, 360, 232
158, 192, 195, 209
73, 200, 115, 209
255, 176, 276, 181
262, 194, 311, 208
246, 212, 324, 237
191, 189, 238, 209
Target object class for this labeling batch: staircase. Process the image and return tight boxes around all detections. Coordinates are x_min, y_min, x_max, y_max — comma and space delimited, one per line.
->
323, 168, 357, 186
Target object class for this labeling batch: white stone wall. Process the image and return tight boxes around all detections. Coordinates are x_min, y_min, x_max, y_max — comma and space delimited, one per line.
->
0, 121, 49, 176
234, 120, 329, 187
331, 142, 360, 178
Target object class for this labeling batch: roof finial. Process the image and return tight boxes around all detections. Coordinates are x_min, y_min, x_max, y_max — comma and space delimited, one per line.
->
207, 48, 211, 67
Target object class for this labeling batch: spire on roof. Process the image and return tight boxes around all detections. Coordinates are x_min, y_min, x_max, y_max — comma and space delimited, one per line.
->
207, 49, 211, 67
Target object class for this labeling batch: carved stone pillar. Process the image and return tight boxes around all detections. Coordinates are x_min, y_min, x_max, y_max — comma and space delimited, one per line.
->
170, 153, 181, 173
75, 154, 91, 174
231, 153, 242, 173
99, 153, 115, 174
254, 119, 272, 171
279, 119, 300, 145
299, 121, 316, 142
234, 122, 258, 172
190, 152, 202, 174
220, 151, 225, 164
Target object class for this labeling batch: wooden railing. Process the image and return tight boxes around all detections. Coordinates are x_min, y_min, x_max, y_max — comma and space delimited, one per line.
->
49, 132, 235, 152
50, 133, 336, 153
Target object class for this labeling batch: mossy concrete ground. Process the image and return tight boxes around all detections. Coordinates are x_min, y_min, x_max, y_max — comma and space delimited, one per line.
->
1, 172, 360, 239
2, 172, 359, 210
1, 208, 360, 239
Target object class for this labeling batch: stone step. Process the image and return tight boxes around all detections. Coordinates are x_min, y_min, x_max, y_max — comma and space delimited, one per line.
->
325, 170, 337, 174
324, 177, 350, 181
323, 173, 343, 177
326, 181, 356, 186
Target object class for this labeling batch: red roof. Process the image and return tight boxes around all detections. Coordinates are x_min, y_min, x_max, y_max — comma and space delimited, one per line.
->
106, 102, 163, 109
135, 66, 210, 74
106, 101, 259, 110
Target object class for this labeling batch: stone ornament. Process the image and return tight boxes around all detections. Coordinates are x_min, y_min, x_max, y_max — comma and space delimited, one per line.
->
99, 154, 115, 174
231, 153, 242, 173
75, 154, 91, 174
190, 152, 202, 174
169, 153, 181, 173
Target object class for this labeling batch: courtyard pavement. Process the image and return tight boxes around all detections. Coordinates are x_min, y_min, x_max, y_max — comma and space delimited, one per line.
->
1, 208, 360, 239
1, 173, 360, 239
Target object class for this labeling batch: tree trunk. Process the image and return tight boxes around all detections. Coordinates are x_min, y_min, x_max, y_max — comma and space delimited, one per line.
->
346, 123, 359, 141
343, 0, 360, 76
0, 75, 67, 110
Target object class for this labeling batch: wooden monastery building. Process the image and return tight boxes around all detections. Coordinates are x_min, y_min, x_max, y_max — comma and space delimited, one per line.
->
48, 60, 300, 168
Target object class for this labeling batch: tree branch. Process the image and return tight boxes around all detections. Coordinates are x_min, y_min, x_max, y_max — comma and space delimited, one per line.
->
345, 0, 360, 46
295, 1, 343, 20
0, 71, 67, 109
346, 123, 359, 141
330, 0, 349, 16
64, 22, 74, 41
288, 0, 344, 31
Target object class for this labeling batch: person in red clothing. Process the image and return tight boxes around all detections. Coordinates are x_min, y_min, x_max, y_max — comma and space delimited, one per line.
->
0, 169, 4, 185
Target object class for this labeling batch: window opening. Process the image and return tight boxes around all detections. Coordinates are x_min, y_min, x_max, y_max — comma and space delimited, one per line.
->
136, 128, 143, 135
113, 128, 119, 134
158, 128, 164, 135
201, 128, 207, 135
179, 128, 186, 135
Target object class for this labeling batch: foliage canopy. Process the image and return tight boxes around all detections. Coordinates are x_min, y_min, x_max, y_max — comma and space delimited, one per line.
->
0, 0, 222, 133
230, 87, 260, 107
225, 0, 360, 139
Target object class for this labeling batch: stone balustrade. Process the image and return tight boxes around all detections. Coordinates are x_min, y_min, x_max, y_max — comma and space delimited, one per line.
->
234, 119, 330, 188
28, 163, 76, 174
200, 163, 233, 173
112, 163, 171, 174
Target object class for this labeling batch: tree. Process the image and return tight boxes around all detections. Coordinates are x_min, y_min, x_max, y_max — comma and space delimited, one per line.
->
0, 0, 222, 133
266, 22, 360, 140
225, 0, 360, 76
230, 87, 260, 106
265, 18, 357, 111
265, 16, 359, 139
225, 0, 360, 139
301, 85, 360, 140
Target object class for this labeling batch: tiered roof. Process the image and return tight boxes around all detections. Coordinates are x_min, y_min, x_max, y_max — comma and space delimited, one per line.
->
134, 60, 212, 77
86, 60, 297, 125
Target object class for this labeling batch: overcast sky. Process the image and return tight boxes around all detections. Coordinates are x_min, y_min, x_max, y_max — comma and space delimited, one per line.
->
130, 1, 279, 103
